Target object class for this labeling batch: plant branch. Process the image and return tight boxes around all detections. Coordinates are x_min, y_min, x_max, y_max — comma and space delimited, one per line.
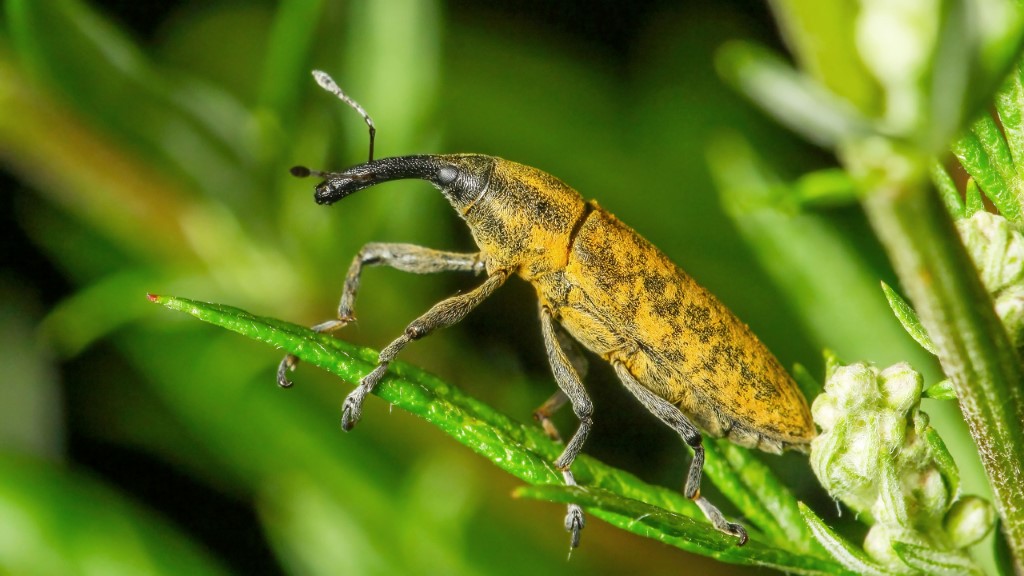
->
860, 173, 1024, 574
149, 294, 843, 573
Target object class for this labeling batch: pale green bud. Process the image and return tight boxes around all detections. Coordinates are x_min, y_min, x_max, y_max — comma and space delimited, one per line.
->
945, 496, 996, 549
880, 362, 922, 414
863, 523, 902, 567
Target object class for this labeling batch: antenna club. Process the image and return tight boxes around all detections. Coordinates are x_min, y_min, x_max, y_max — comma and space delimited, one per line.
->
290, 165, 312, 178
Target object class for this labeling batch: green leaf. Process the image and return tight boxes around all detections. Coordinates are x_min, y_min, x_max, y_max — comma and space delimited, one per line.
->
891, 541, 983, 576
765, 0, 882, 116
881, 281, 937, 355
792, 168, 859, 207
515, 485, 847, 574
702, 441, 784, 547
799, 502, 898, 576
996, 59, 1024, 222
922, 416, 961, 499
970, 114, 1021, 220
966, 178, 984, 217
930, 161, 966, 220
953, 130, 1009, 217
792, 362, 824, 400
924, 378, 957, 400
257, 0, 325, 117
715, 41, 869, 148
150, 294, 841, 571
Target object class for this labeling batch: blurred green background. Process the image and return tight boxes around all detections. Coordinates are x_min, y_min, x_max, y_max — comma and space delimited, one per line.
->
0, 0, 988, 574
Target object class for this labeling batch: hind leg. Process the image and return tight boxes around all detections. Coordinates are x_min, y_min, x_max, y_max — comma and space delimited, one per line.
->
611, 361, 748, 545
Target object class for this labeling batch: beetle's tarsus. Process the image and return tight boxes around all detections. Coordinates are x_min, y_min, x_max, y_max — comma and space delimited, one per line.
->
311, 318, 347, 333
341, 385, 369, 431
694, 494, 747, 544
730, 523, 748, 546
277, 355, 297, 388
565, 503, 584, 548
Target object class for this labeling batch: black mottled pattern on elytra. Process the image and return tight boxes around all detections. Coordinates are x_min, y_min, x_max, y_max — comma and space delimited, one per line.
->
552, 207, 811, 448
455, 158, 813, 449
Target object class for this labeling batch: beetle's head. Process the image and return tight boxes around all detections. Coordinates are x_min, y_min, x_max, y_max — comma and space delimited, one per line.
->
294, 154, 495, 214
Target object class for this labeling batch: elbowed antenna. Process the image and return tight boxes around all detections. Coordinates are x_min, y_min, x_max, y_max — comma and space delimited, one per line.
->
311, 70, 377, 162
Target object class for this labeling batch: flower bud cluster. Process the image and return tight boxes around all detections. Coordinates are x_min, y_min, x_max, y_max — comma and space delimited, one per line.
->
811, 360, 994, 572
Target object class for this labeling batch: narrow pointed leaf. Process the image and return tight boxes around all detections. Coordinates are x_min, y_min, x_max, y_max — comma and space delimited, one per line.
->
148, 297, 814, 550
881, 282, 937, 354
891, 541, 983, 576
953, 131, 1009, 216
924, 378, 956, 400
965, 178, 984, 217
971, 114, 1021, 220
996, 60, 1024, 221
799, 502, 897, 576
792, 362, 824, 402
930, 161, 965, 220
716, 41, 869, 147
922, 418, 961, 499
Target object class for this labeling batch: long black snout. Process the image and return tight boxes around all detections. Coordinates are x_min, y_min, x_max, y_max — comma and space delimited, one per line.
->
296, 154, 494, 211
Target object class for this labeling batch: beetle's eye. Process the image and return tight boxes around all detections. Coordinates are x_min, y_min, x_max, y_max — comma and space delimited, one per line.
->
436, 165, 459, 186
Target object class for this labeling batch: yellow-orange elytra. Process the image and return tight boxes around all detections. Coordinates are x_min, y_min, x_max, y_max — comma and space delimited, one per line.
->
280, 72, 815, 550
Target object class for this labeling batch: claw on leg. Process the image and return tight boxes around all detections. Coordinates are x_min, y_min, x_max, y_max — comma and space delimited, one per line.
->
565, 503, 584, 549
561, 469, 585, 549
276, 316, 352, 389
341, 387, 367, 431
277, 354, 298, 388
694, 495, 748, 546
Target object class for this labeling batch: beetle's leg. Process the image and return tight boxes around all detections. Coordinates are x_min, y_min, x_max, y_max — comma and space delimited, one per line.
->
539, 306, 593, 549
340, 269, 510, 431
533, 326, 588, 442
611, 361, 748, 546
533, 391, 568, 442
277, 243, 485, 387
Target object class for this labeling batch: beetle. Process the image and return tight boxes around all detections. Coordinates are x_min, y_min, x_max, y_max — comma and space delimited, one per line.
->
278, 70, 816, 549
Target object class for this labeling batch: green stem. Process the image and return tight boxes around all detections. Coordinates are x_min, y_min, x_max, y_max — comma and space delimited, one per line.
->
861, 174, 1024, 574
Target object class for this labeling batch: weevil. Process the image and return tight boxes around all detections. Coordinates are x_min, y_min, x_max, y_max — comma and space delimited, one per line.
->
278, 70, 816, 548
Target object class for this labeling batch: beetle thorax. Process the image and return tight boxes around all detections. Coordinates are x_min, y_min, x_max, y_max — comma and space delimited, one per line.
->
463, 160, 588, 280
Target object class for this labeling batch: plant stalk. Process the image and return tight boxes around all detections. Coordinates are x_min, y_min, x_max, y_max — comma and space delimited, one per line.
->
861, 173, 1024, 574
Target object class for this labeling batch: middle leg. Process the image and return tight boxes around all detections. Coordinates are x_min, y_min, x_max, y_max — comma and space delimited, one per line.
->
539, 305, 593, 549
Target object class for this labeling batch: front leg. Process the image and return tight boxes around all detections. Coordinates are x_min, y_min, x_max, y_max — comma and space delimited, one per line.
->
340, 269, 510, 430
277, 243, 485, 387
